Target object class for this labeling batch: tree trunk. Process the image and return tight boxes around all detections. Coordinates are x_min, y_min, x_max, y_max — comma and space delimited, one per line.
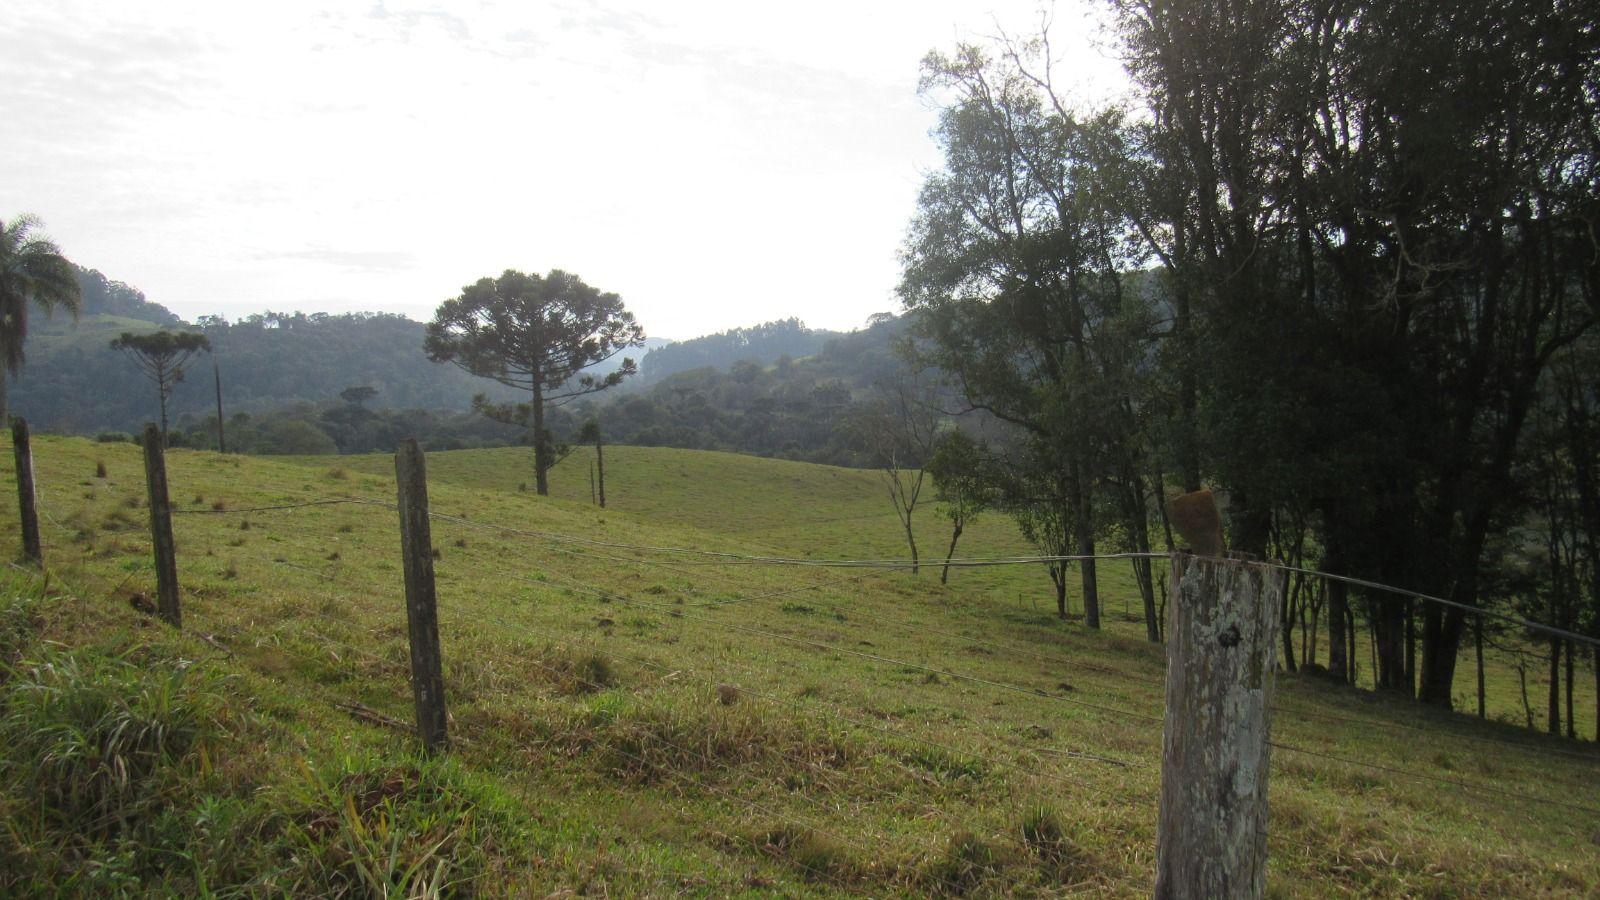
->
158, 386, 170, 447
1517, 662, 1534, 728
595, 440, 606, 508
1327, 577, 1349, 682
531, 380, 549, 495
0, 366, 8, 425
1564, 639, 1575, 739
213, 359, 227, 453
1548, 636, 1562, 736
1419, 606, 1468, 709
1368, 593, 1408, 693
1051, 564, 1068, 618
1344, 602, 1356, 679
940, 521, 962, 585
1280, 572, 1298, 672
1475, 614, 1486, 719
1404, 599, 1416, 697
902, 509, 920, 575
1069, 461, 1099, 629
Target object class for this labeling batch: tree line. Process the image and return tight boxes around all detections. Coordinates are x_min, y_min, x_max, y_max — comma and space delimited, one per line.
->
894, 0, 1598, 716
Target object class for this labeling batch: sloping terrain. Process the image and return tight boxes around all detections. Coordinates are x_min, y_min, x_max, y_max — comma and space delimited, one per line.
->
1, 436, 1596, 896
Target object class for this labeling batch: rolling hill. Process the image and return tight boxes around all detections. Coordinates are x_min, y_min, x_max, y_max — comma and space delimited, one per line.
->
1, 437, 1596, 896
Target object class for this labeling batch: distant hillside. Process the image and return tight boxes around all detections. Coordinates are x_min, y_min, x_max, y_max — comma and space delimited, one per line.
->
11, 263, 914, 457
12, 310, 529, 434
636, 318, 848, 383
72, 265, 183, 325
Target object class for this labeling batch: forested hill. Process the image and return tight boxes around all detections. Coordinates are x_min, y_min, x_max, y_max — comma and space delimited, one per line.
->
10, 265, 904, 454
72, 266, 182, 325
635, 317, 850, 383
12, 307, 524, 434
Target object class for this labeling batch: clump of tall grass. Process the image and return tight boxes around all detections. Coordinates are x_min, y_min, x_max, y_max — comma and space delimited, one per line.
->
752, 822, 861, 883
0, 649, 226, 839
920, 830, 1010, 894
280, 754, 527, 897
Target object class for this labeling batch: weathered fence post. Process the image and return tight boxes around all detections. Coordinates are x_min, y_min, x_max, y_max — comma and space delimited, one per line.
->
1154, 550, 1283, 898
141, 423, 181, 627
12, 418, 42, 564
395, 438, 448, 753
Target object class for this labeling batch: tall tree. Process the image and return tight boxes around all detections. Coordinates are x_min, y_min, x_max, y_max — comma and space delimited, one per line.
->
901, 46, 1157, 626
0, 215, 81, 422
425, 269, 644, 495
110, 331, 212, 444
1111, 0, 1600, 704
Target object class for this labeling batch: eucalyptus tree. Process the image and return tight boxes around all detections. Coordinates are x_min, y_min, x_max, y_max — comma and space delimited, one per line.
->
426, 269, 644, 495
0, 215, 81, 422
900, 44, 1157, 627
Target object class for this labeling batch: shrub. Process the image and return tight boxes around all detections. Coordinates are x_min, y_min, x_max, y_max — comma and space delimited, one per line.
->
94, 432, 132, 444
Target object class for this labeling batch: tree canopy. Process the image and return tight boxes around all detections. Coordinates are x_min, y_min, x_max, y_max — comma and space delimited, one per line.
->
425, 269, 645, 494
111, 330, 211, 441
0, 215, 80, 421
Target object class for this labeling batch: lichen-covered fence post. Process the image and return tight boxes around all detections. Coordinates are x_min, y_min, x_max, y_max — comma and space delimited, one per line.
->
395, 438, 448, 753
141, 423, 181, 627
1156, 490, 1284, 899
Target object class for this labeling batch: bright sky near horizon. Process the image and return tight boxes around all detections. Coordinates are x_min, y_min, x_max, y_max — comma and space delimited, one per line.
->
2, 1, 1125, 339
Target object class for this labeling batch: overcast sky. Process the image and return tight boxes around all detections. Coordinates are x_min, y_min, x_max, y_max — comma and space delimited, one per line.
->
2, 1, 1124, 339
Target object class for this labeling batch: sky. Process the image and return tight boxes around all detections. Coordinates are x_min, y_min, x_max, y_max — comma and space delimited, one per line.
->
1, 1, 1125, 339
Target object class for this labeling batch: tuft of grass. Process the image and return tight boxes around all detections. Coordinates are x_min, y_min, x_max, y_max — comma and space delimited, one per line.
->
921, 830, 1009, 894
753, 823, 860, 883
280, 754, 529, 898
0, 649, 225, 839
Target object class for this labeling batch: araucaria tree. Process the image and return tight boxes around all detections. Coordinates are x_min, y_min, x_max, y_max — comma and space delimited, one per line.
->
0, 215, 81, 423
110, 330, 211, 444
425, 269, 644, 495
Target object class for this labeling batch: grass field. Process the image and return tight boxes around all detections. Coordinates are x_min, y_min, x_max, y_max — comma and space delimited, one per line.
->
2, 435, 1597, 896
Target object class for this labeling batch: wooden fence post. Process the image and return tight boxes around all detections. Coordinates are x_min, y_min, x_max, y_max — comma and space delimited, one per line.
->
395, 438, 448, 753
12, 418, 42, 564
1155, 552, 1283, 899
141, 423, 181, 627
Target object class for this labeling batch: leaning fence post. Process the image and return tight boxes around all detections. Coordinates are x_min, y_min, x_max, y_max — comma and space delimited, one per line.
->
141, 423, 181, 627
12, 418, 42, 564
395, 438, 448, 753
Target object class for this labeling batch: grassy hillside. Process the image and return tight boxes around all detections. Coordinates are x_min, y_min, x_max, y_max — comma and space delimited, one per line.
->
2, 436, 1597, 896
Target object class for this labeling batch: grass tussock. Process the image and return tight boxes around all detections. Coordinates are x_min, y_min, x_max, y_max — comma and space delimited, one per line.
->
280, 755, 529, 897
751, 823, 862, 883
530, 645, 615, 695
919, 829, 1012, 895
0, 649, 226, 839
